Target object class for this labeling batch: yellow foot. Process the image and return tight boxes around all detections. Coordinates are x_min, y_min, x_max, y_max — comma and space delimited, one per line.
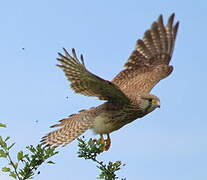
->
98, 134, 104, 151
97, 134, 111, 151
99, 135, 105, 145
104, 134, 111, 151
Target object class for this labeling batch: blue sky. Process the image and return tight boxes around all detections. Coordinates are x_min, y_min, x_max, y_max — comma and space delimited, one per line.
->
0, 0, 207, 180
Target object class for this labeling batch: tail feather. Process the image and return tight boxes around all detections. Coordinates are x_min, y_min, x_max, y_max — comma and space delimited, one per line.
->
41, 110, 96, 147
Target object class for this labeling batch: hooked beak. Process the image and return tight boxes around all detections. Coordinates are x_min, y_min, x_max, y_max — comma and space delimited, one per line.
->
151, 99, 161, 109
155, 100, 160, 108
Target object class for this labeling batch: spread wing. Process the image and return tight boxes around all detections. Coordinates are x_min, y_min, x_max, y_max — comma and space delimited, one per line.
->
112, 13, 179, 95
57, 48, 129, 104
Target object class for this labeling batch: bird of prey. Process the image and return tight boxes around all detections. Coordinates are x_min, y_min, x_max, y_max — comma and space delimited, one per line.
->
42, 13, 179, 150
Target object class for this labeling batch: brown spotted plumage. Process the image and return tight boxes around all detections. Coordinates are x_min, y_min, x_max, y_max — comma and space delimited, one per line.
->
42, 14, 179, 149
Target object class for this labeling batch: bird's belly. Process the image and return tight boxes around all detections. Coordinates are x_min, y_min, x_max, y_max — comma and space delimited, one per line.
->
92, 111, 138, 134
92, 113, 114, 134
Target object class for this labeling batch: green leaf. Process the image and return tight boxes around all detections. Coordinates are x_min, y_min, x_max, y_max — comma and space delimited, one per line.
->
47, 161, 55, 164
0, 149, 7, 158
0, 136, 6, 147
17, 151, 24, 161
5, 136, 10, 141
9, 172, 17, 179
7, 142, 15, 150
2, 167, 10, 172
0, 123, 6, 128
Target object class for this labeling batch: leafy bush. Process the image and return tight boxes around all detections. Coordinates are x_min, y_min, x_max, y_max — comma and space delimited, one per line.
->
0, 123, 126, 180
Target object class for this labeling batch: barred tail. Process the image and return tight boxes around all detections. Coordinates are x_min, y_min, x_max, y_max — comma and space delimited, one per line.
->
41, 110, 95, 148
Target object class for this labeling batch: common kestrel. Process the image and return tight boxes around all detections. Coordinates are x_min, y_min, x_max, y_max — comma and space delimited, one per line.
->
42, 14, 179, 150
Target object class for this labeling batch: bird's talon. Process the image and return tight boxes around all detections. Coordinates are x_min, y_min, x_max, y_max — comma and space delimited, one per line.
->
104, 134, 111, 151
99, 135, 105, 145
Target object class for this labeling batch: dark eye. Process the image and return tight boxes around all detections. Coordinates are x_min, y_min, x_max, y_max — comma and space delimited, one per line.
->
148, 99, 153, 103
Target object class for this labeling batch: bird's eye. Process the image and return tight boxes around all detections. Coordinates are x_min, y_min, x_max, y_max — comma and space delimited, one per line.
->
148, 99, 153, 103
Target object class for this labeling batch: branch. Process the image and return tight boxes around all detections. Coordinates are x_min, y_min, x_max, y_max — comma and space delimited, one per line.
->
77, 137, 126, 180
0, 123, 58, 180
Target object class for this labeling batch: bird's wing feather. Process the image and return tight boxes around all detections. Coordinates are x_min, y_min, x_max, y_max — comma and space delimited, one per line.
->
112, 13, 179, 95
57, 48, 129, 104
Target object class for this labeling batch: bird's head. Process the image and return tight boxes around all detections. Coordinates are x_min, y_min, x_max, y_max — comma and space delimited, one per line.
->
140, 94, 160, 114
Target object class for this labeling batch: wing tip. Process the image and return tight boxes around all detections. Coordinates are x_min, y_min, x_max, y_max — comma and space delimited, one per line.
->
158, 14, 164, 25
174, 21, 180, 37
167, 13, 176, 27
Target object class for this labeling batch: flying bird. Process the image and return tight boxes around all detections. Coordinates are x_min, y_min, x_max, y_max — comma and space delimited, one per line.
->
42, 14, 179, 150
